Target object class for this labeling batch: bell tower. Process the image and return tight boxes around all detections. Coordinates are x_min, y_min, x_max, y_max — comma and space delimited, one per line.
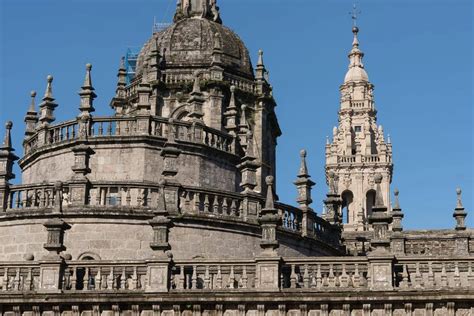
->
325, 26, 393, 232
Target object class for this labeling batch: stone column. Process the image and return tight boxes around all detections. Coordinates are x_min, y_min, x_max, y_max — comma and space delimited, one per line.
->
293, 150, 315, 237
70, 144, 93, 206
390, 189, 405, 255
256, 176, 281, 291
146, 190, 172, 292
39, 217, 69, 293
0, 122, 19, 211
367, 174, 394, 290
453, 188, 469, 255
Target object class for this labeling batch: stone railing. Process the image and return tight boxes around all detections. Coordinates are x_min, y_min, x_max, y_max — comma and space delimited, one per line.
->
179, 187, 244, 220
394, 257, 474, 289
281, 257, 369, 290
62, 260, 148, 292
2, 256, 472, 294
335, 154, 392, 165
6, 183, 61, 210
0, 262, 40, 292
278, 203, 340, 248
23, 115, 235, 156
170, 259, 257, 290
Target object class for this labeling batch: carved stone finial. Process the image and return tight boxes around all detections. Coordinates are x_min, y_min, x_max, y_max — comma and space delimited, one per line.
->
298, 149, 308, 177
264, 176, 275, 210
78, 63, 97, 117
39, 75, 58, 124
3, 121, 12, 149
44, 75, 54, 99
393, 188, 400, 209
456, 188, 463, 209
374, 173, 384, 207
29, 91, 37, 112
257, 49, 264, 67
453, 187, 467, 231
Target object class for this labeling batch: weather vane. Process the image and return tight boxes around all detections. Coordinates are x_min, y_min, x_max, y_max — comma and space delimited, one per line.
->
350, 4, 362, 27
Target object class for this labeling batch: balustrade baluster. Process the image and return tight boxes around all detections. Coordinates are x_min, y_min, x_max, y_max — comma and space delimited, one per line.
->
70, 267, 77, 290
191, 265, 197, 289
230, 199, 237, 217
98, 122, 103, 136
212, 195, 219, 213
2, 268, 9, 291
131, 267, 138, 290
204, 265, 210, 289
216, 266, 222, 289
222, 198, 229, 215
107, 267, 114, 290
25, 268, 33, 291
107, 122, 112, 136
177, 266, 185, 290
290, 264, 297, 288
116, 122, 121, 136
120, 267, 126, 290
126, 189, 131, 206
303, 265, 310, 288
241, 266, 248, 289
204, 194, 210, 212
84, 268, 90, 290
228, 266, 236, 289
15, 191, 21, 208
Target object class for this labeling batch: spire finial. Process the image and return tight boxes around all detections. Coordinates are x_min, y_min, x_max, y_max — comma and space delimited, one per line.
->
2, 121, 12, 149
257, 49, 264, 67
29, 91, 37, 112
393, 188, 400, 209
78, 63, 97, 117
298, 149, 309, 177
456, 188, 463, 209
83, 63, 93, 88
44, 75, 54, 99
264, 176, 275, 210
350, 4, 361, 28
374, 173, 385, 207
39, 75, 58, 124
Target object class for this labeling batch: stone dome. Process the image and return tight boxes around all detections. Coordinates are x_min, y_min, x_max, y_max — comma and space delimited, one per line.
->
136, 18, 254, 79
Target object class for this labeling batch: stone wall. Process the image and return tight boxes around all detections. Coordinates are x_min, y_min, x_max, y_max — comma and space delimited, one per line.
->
0, 216, 332, 261
0, 219, 48, 261
0, 299, 472, 316
20, 141, 239, 193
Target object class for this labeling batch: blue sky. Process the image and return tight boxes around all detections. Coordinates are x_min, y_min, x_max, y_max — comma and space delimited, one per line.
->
0, 0, 472, 229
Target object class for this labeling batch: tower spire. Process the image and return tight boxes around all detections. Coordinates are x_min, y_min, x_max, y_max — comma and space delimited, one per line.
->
344, 26, 368, 83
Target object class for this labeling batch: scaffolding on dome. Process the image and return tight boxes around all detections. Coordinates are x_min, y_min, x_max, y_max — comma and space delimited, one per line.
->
124, 48, 139, 84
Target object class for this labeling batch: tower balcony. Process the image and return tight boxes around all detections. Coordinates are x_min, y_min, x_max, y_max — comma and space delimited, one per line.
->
326, 154, 392, 166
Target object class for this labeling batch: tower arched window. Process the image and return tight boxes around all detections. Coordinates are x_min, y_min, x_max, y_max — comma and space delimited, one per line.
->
341, 190, 354, 224
366, 189, 376, 218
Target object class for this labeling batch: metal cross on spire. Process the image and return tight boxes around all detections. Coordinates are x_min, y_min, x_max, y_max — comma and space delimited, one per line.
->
350, 4, 362, 27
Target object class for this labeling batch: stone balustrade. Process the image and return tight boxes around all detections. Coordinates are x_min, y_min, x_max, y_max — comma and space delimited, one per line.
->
179, 187, 243, 219
0, 262, 40, 292
335, 154, 391, 165
171, 260, 256, 290
22, 115, 235, 156
62, 261, 148, 292
1, 257, 473, 294
278, 204, 340, 247
6, 183, 60, 210
395, 258, 474, 289
281, 258, 369, 290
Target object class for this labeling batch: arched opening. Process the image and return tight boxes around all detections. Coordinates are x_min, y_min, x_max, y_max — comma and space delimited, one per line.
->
366, 189, 376, 218
341, 190, 354, 224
